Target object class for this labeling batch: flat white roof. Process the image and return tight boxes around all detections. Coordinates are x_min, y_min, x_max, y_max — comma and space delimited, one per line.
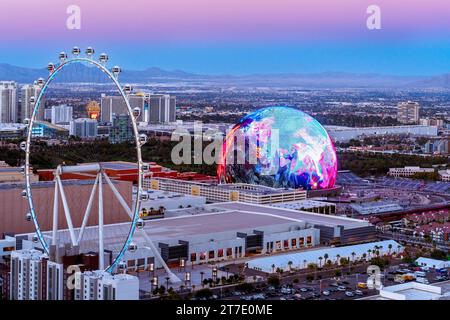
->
212, 202, 370, 229
248, 240, 402, 272
415, 257, 449, 268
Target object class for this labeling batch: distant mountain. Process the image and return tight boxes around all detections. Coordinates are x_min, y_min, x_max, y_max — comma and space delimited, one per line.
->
0, 63, 202, 84
0, 62, 447, 88
0, 63, 46, 83
410, 73, 450, 88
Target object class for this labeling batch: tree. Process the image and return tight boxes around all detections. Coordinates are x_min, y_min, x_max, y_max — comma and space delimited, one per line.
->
267, 275, 280, 288
200, 271, 205, 287
388, 244, 393, 255
430, 249, 447, 260
324, 253, 329, 265
287, 261, 293, 272
235, 282, 254, 293
195, 288, 213, 299
318, 256, 323, 268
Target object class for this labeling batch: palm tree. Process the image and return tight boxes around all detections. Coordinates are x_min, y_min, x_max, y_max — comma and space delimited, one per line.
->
287, 261, 293, 273
324, 253, 329, 265
388, 244, 393, 255
367, 249, 372, 259
271, 264, 276, 273
200, 271, 205, 288
318, 256, 323, 268
303, 259, 307, 269
336, 254, 341, 265
165, 277, 170, 291
351, 252, 356, 262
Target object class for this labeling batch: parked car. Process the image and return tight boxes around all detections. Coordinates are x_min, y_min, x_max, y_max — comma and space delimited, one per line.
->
357, 282, 368, 289
345, 291, 355, 297
355, 290, 364, 296
416, 277, 429, 284
299, 287, 309, 292
322, 290, 331, 296
337, 286, 347, 291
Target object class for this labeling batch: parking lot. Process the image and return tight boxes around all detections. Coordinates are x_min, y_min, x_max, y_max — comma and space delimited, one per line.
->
220, 263, 449, 301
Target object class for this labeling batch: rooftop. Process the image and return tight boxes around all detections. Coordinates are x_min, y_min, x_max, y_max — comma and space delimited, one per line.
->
210, 202, 370, 229
19, 208, 306, 252
248, 240, 402, 272
271, 199, 335, 210
362, 281, 450, 300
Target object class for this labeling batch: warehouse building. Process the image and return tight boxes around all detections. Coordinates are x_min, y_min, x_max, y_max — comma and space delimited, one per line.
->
14, 202, 375, 272
145, 178, 307, 204
247, 240, 403, 273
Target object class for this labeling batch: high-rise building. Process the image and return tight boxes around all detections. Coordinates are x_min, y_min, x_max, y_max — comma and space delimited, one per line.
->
397, 101, 420, 124
109, 113, 133, 144
69, 118, 98, 138
9, 249, 48, 300
51, 105, 73, 124
148, 94, 176, 124
21, 84, 44, 122
100, 94, 145, 123
0, 81, 18, 123
74, 270, 139, 300
46, 261, 64, 300
100, 93, 176, 124
44, 108, 52, 121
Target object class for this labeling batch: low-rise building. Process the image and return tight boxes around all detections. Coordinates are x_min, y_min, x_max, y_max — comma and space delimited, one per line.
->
439, 169, 450, 182
388, 166, 435, 178
145, 178, 307, 204
247, 240, 403, 273
362, 281, 450, 300
415, 257, 450, 270
271, 199, 336, 215
15, 202, 375, 272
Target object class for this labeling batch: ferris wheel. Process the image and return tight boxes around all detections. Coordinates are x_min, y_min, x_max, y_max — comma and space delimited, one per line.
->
19, 47, 180, 281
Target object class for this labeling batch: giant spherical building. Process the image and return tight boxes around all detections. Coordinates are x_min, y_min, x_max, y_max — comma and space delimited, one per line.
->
217, 106, 337, 190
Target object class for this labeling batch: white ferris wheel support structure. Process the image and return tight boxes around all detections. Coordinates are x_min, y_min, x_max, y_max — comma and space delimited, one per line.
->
20, 47, 180, 282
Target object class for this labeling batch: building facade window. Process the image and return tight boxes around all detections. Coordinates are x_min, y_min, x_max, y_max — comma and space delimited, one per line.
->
291, 238, 297, 247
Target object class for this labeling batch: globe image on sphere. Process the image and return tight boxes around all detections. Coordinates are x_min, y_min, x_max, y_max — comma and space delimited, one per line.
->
217, 106, 337, 190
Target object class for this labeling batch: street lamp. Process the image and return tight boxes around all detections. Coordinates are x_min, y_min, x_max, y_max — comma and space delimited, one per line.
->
212, 266, 218, 286
165, 276, 170, 291
151, 276, 158, 293
184, 271, 191, 287
179, 258, 185, 272
149, 262, 154, 279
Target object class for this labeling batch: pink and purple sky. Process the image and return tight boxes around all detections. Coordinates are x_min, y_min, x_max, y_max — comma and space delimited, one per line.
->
1, 0, 450, 74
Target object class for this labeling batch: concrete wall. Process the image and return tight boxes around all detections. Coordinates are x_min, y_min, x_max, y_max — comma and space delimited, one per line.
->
0, 180, 132, 236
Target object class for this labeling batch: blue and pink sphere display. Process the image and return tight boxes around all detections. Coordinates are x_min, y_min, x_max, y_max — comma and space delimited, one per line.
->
217, 106, 337, 190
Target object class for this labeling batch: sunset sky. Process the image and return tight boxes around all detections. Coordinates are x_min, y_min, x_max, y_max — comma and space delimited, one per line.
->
1, 0, 450, 75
